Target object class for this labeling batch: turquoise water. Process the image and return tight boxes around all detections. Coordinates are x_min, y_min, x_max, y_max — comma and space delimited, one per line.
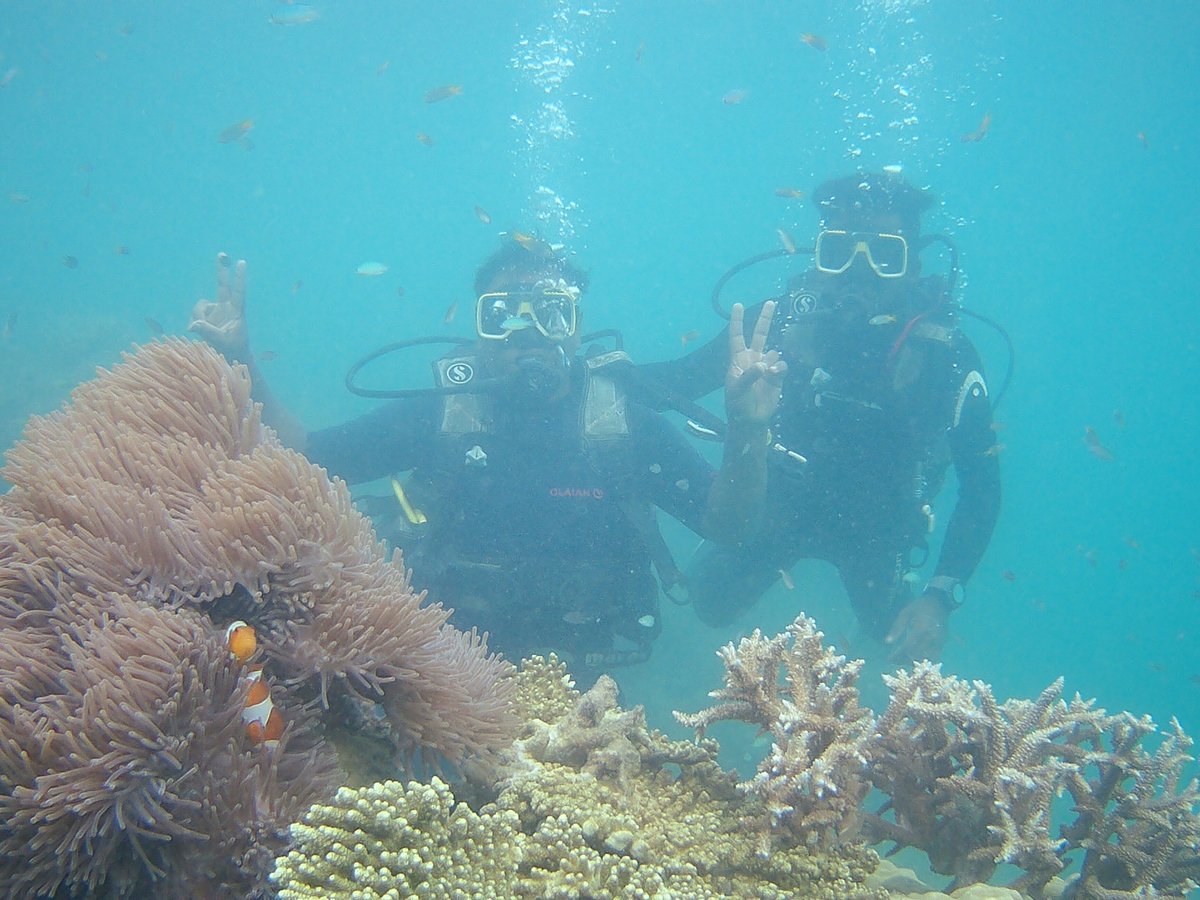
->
2, 0, 1198, 885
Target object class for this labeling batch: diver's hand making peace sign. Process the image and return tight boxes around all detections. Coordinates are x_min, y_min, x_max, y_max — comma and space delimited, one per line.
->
189, 252, 251, 362
724, 301, 787, 426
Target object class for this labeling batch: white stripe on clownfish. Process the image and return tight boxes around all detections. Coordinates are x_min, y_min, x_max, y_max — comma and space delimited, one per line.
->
241, 664, 284, 747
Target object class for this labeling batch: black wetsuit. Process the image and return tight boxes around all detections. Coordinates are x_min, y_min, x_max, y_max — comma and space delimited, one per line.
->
305, 358, 717, 670
638, 274, 1001, 639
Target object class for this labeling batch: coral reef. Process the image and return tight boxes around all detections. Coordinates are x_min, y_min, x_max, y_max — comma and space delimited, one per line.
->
675, 614, 875, 851
677, 614, 1200, 899
1060, 716, 1200, 898
271, 654, 887, 899
0, 340, 515, 897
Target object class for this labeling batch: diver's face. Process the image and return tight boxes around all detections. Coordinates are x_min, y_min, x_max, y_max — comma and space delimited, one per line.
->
816, 211, 914, 286
477, 269, 582, 403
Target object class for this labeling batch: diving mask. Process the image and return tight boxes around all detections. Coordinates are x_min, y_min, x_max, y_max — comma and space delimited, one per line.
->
476, 288, 579, 341
815, 229, 909, 279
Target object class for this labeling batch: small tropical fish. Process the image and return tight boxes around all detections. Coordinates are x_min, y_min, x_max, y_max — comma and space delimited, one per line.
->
868, 314, 897, 326
395, 286, 406, 298
1123, 536, 1141, 551
511, 230, 552, 256
291, 280, 302, 294
1084, 425, 1114, 461
777, 228, 797, 254
882, 164, 904, 175
961, 112, 992, 143
257, 350, 278, 362
0, 67, 20, 89
1113, 408, 1126, 429
982, 443, 1006, 457
119, 22, 135, 37
722, 88, 747, 105
443, 301, 458, 324
416, 132, 434, 147
1137, 131, 1149, 150
778, 568, 795, 590
800, 32, 827, 52
217, 118, 254, 144
1118, 558, 1129, 571
225, 620, 258, 663
637, 614, 656, 628
635, 40, 646, 62
268, 4, 318, 26
680, 329, 700, 348
144, 316, 164, 336
774, 187, 805, 199
1001, 570, 1016, 582
62, 255, 79, 269
8, 192, 30, 203
376, 60, 390, 76
2, 313, 16, 342
424, 84, 462, 103
356, 261, 389, 277
473, 205, 492, 224
242, 665, 284, 746
114, 245, 130, 255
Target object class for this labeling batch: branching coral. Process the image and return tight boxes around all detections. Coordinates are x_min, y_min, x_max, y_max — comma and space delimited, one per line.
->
1060, 716, 1200, 899
676, 615, 1200, 899
0, 340, 516, 897
272, 654, 887, 899
675, 614, 875, 851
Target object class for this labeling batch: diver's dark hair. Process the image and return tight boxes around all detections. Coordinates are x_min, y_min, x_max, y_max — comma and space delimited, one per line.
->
473, 237, 591, 296
811, 172, 936, 236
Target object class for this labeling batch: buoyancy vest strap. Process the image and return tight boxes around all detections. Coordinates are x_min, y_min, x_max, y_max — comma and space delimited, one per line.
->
435, 355, 488, 435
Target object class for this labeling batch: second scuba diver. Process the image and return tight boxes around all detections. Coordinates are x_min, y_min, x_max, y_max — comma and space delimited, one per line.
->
638, 172, 1002, 663
189, 238, 786, 678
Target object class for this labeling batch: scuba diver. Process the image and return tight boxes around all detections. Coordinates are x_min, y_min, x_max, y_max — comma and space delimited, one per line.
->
189, 239, 785, 677
637, 172, 1002, 663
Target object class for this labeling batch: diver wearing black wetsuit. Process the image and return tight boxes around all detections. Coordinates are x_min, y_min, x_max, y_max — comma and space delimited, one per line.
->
190, 239, 785, 677
639, 173, 1001, 662
306, 362, 719, 670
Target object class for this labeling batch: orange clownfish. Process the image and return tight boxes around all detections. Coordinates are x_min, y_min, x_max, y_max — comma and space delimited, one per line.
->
225, 620, 258, 663
242, 665, 284, 747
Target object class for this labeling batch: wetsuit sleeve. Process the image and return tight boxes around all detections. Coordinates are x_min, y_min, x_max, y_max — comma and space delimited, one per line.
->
936, 339, 1002, 586
634, 331, 729, 405
303, 395, 437, 485
620, 403, 719, 537
633, 300, 781, 410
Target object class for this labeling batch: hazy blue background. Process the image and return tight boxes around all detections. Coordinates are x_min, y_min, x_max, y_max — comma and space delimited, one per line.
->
2, 0, 1198, 876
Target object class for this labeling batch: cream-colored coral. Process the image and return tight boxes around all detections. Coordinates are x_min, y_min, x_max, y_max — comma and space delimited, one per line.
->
676, 614, 875, 851
271, 778, 524, 899
273, 656, 887, 899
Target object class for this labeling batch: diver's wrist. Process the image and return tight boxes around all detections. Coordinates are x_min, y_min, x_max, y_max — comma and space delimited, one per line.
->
725, 419, 771, 447
925, 575, 963, 610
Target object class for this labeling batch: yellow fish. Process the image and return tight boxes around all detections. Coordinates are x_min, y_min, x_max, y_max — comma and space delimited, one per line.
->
868, 314, 897, 326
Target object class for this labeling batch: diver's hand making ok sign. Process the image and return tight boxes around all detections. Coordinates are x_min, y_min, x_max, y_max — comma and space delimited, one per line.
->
724, 301, 787, 427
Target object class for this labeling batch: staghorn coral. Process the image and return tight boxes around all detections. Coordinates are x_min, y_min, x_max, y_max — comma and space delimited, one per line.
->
1060, 716, 1200, 899
271, 654, 887, 899
676, 614, 1200, 898
0, 340, 515, 897
675, 613, 875, 851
